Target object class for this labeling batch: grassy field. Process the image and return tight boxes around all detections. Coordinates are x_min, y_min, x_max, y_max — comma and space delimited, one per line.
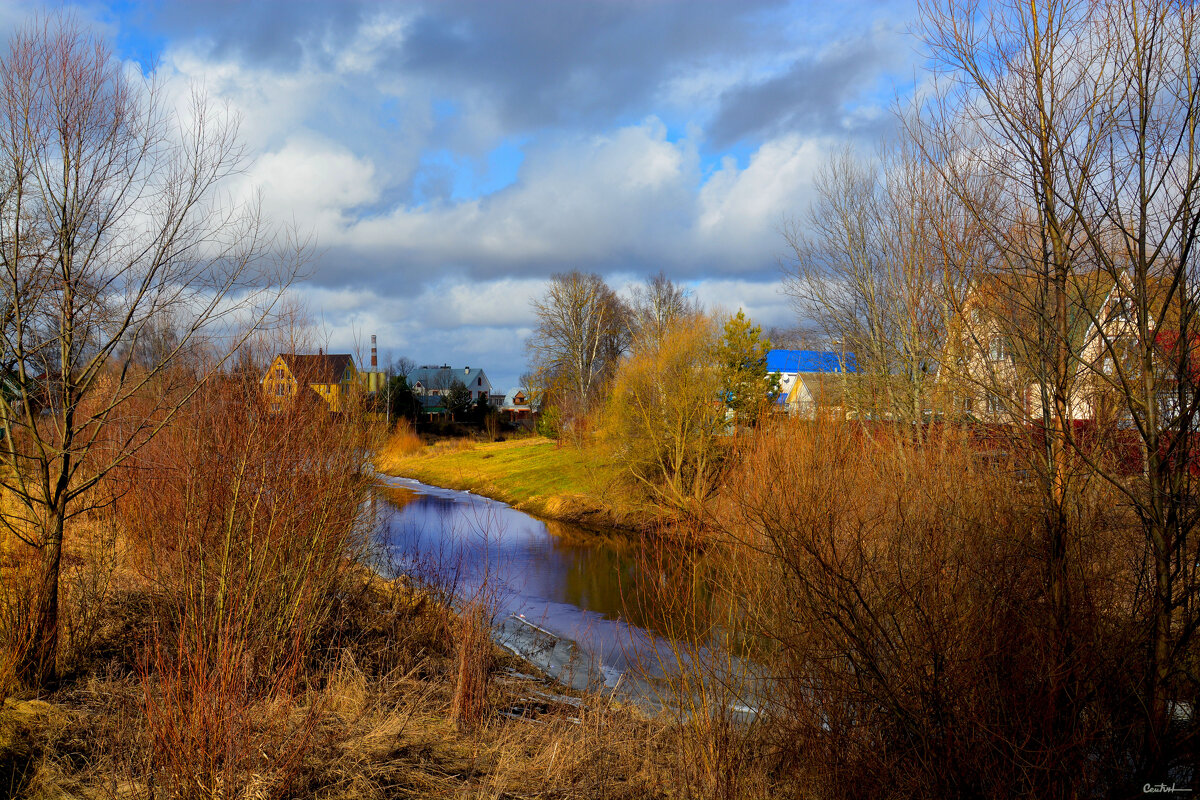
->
374, 432, 661, 533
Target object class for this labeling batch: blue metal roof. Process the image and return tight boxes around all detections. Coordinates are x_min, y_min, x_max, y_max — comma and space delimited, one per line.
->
766, 349, 856, 374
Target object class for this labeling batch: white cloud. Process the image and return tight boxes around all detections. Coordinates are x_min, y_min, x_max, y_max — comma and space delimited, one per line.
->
103, 5, 889, 385
331, 121, 830, 280
344, 118, 700, 267
691, 278, 794, 329
244, 135, 379, 235
695, 134, 825, 263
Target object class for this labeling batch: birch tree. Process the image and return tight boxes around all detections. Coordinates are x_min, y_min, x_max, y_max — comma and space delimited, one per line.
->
527, 271, 629, 426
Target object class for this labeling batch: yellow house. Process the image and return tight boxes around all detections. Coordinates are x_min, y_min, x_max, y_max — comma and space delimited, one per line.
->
262, 352, 358, 413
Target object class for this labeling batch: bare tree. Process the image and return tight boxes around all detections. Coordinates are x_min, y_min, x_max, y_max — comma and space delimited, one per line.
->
628, 271, 698, 345
390, 355, 415, 380
914, 0, 1200, 785
783, 143, 973, 425
0, 15, 300, 688
1056, 2, 1200, 778
527, 271, 630, 426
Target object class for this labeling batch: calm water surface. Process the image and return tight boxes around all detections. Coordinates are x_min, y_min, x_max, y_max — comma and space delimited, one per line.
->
370, 475, 683, 679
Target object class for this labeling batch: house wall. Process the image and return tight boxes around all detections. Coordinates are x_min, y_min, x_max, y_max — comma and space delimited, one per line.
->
944, 284, 1142, 424
940, 308, 1036, 423
260, 356, 358, 413
261, 356, 297, 413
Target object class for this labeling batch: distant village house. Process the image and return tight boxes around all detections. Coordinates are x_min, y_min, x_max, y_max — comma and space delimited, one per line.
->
500, 388, 535, 418
262, 351, 357, 413
768, 349, 856, 418
410, 365, 493, 410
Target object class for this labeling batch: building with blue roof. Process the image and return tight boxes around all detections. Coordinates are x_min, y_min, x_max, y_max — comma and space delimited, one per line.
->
767, 349, 856, 417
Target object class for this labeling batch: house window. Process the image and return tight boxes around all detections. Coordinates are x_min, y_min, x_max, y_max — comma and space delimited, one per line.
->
1102, 356, 1115, 375
986, 392, 1002, 414
989, 337, 1008, 362
962, 396, 974, 413
275, 383, 285, 396
276, 367, 284, 378
477, 377, 482, 387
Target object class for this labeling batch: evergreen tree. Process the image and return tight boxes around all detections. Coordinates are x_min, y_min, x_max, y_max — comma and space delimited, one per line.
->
715, 309, 780, 424
387, 375, 422, 422
446, 380, 473, 419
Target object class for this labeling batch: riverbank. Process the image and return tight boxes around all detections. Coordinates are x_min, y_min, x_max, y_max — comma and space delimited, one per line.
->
0, 558, 684, 798
374, 433, 667, 535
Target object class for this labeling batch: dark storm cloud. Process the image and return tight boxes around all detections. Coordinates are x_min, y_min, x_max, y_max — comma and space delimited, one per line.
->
130, 0, 793, 131
141, 0, 369, 71
708, 25, 909, 147
391, 0, 786, 130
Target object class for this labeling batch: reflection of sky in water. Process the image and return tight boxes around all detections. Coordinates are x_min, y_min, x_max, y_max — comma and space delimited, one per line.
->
370, 476, 679, 674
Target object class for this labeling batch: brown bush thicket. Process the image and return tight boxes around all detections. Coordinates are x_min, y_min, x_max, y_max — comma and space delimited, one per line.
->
639, 418, 1159, 799
112, 376, 377, 797
0, 14, 302, 691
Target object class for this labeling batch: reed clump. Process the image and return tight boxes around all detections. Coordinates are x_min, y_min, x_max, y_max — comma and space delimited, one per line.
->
451, 602, 494, 732
380, 417, 425, 462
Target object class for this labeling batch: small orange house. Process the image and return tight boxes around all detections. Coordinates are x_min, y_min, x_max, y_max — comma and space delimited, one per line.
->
262, 352, 357, 413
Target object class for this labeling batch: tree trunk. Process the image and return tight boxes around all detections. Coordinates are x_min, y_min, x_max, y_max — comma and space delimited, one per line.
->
21, 509, 64, 689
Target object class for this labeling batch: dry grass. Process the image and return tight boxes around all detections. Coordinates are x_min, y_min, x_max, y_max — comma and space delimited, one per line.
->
0, 547, 691, 800
382, 418, 425, 459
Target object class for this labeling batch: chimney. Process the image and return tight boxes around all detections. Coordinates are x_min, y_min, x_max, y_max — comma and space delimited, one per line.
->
371, 334, 377, 369
318, 347, 323, 356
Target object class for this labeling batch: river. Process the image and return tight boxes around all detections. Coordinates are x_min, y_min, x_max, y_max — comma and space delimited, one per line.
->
368, 474, 756, 713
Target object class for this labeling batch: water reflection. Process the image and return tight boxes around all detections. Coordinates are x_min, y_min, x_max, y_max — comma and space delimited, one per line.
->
373, 476, 697, 673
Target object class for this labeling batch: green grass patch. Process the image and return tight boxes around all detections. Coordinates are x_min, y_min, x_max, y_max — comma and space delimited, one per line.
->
375, 435, 657, 531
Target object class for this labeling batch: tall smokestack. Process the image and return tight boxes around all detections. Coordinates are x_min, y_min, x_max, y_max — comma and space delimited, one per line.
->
371, 334, 377, 369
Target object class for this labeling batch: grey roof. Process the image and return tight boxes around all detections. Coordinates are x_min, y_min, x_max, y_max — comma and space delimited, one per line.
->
411, 365, 489, 390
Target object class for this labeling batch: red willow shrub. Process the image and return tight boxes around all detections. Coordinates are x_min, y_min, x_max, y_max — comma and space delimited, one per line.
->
668, 417, 1148, 799
114, 374, 376, 797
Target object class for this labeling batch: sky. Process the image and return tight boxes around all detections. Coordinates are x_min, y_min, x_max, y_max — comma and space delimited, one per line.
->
3, 0, 921, 390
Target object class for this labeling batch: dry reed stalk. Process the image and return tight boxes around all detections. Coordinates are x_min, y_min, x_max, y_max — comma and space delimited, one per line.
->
451, 602, 493, 732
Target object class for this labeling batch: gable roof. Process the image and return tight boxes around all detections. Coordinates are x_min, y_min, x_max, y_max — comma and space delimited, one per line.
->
278, 353, 355, 384
502, 387, 537, 409
767, 349, 857, 374
411, 365, 489, 389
